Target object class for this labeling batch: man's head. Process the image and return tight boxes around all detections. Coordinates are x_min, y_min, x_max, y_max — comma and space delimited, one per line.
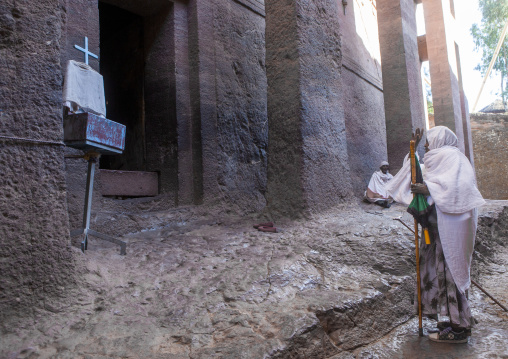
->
380, 161, 389, 174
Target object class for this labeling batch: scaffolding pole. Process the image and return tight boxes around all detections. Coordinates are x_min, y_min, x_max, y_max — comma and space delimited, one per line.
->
472, 19, 508, 113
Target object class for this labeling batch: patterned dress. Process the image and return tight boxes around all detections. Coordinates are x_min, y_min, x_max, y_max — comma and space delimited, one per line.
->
417, 206, 474, 329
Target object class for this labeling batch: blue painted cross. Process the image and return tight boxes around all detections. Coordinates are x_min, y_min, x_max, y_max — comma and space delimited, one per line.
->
74, 37, 98, 65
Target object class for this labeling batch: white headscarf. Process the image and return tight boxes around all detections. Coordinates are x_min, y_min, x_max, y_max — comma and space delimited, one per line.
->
423, 126, 485, 213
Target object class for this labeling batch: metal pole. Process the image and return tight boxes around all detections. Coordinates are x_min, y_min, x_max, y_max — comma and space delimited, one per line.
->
471, 279, 508, 312
472, 19, 508, 112
81, 157, 96, 252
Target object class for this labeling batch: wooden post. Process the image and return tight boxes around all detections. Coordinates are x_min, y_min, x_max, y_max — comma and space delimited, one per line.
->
410, 140, 424, 337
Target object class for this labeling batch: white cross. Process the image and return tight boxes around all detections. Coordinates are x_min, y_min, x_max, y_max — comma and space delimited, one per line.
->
74, 37, 98, 65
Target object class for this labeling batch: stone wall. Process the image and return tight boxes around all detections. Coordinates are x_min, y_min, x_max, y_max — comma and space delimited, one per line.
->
0, 0, 76, 324
62, 0, 268, 224
212, 0, 268, 212
471, 113, 508, 200
144, 4, 178, 197
340, 0, 388, 195
61, 0, 100, 73
57, 0, 440, 224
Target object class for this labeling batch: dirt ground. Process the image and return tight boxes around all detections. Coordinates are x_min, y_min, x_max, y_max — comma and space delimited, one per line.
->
1, 201, 507, 358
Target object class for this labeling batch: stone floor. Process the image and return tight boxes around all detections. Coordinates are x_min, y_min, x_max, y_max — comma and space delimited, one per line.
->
1, 201, 507, 358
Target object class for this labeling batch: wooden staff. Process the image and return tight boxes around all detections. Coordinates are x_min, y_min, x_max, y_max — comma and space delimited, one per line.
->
410, 140, 424, 337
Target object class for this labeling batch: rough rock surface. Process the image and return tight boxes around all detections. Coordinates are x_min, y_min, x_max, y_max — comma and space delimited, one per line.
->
0, 202, 413, 358
340, 0, 388, 195
213, 0, 268, 213
349, 200, 508, 358
265, 0, 353, 218
0, 0, 76, 326
2, 201, 507, 358
377, 0, 426, 173
471, 113, 508, 200
422, 0, 466, 151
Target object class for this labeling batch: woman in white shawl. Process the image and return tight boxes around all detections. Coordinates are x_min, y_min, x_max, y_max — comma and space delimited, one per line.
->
386, 126, 485, 343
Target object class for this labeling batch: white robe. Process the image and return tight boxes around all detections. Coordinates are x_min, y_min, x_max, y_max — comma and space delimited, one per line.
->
365, 171, 393, 203
385, 126, 485, 293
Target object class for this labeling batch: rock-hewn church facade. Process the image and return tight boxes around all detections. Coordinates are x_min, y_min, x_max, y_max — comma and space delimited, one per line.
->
1, 0, 472, 324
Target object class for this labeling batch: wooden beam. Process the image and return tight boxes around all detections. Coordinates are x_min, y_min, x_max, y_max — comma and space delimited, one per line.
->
418, 35, 428, 62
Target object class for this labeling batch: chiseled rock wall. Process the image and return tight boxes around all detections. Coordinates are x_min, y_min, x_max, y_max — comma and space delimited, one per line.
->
340, 0, 388, 196
471, 113, 508, 200
212, 0, 268, 213
0, 0, 76, 325
265, 0, 353, 218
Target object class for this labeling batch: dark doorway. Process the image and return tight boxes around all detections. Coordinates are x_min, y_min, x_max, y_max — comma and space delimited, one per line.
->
99, 2, 146, 171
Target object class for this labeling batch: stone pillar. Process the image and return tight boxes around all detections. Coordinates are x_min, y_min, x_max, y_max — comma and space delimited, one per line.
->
188, 0, 219, 205
173, 3, 194, 206
422, 0, 465, 152
377, 0, 426, 173
144, 4, 179, 199
0, 0, 75, 323
265, 0, 352, 218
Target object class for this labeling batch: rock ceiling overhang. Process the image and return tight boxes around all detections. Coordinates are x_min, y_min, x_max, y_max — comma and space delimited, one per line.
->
100, 0, 184, 17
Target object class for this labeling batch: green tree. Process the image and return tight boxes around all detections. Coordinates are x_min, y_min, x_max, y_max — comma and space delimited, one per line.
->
471, 0, 508, 106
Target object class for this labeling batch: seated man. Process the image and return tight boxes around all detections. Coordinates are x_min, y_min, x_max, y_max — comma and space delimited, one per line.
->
364, 161, 394, 208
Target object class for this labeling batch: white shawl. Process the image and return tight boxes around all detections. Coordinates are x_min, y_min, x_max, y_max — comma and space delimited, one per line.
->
367, 170, 393, 199
385, 126, 485, 293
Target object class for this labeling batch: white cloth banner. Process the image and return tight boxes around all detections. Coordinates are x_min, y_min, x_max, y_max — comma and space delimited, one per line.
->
63, 60, 106, 117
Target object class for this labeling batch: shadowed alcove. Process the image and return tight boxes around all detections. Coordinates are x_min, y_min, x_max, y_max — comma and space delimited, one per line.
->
98, 0, 178, 198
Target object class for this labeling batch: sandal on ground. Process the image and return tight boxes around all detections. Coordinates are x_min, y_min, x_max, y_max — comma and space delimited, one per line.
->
258, 226, 277, 233
253, 222, 274, 229
428, 327, 468, 344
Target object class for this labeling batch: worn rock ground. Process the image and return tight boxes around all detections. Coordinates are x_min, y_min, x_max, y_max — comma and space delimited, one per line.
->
1, 201, 507, 358
346, 200, 508, 358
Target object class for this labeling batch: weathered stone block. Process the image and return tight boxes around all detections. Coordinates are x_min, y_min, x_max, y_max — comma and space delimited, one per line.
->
418, 35, 428, 61
471, 113, 508, 200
